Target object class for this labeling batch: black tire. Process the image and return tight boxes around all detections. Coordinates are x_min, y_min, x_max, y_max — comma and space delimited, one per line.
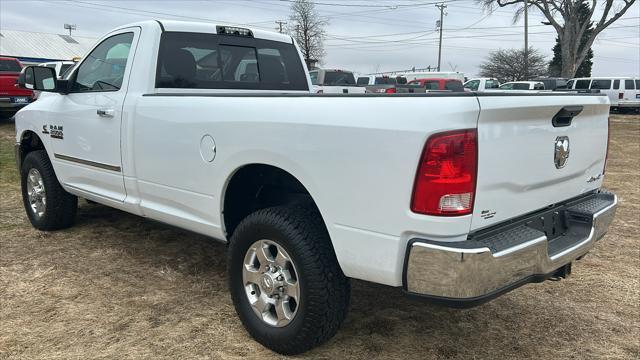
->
227, 205, 350, 355
21, 150, 77, 230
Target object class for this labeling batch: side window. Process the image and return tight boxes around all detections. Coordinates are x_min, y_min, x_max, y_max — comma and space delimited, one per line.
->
566, 79, 574, 89
445, 80, 463, 92
156, 32, 308, 90
590, 79, 611, 89
356, 77, 369, 86
485, 80, 499, 89
636, 80, 640, 89
72, 32, 134, 92
465, 80, 479, 91
613, 80, 620, 89
625, 80, 634, 90
309, 71, 318, 85
575, 79, 590, 89
425, 81, 439, 90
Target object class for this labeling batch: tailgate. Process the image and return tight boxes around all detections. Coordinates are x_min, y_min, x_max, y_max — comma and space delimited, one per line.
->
471, 94, 610, 231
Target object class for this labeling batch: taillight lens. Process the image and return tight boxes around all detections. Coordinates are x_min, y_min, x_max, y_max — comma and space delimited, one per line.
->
385, 88, 396, 94
411, 129, 477, 216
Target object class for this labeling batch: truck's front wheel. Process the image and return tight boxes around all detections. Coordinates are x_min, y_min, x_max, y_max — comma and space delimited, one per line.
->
227, 206, 350, 355
20, 150, 77, 230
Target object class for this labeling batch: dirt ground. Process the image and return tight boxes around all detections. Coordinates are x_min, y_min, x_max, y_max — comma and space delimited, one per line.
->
0, 114, 638, 359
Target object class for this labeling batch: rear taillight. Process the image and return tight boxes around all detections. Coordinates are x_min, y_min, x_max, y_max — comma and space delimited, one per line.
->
411, 129, 477, 216
619, 92, 624, 99
604, 117, 610, 174
385, 88, 396, 94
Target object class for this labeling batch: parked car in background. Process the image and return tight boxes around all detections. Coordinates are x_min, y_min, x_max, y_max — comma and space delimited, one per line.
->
407, 78, 465, 92
567, 77, 640, 112
463, 77, 500, 91
532, 77, 568, 90
357, 75, 407, 93
309, 69, 365, 94
499, 81, 545, 90
39, 61, 77, 78
0, 57, 34, 119
392, 71, 465, 82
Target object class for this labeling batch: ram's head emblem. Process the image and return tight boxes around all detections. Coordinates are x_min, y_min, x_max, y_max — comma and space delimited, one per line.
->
554, 136, 570, 169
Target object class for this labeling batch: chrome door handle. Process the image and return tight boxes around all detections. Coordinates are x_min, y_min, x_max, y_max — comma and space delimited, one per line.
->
97, 108, 115, 117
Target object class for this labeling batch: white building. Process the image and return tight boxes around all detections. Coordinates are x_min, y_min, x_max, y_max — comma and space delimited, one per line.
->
0, 29, 96, 65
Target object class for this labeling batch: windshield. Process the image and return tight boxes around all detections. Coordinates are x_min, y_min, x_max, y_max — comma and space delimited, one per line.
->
323, 71, 355, 86
0, 59, 22, 72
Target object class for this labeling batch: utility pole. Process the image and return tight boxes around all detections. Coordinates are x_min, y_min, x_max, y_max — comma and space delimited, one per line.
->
275, 20, 287, 34
524, 0, 528, 80
435, 3, 447, 72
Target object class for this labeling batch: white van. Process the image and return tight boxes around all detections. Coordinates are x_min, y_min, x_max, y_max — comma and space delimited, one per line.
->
567, 77, 639, 111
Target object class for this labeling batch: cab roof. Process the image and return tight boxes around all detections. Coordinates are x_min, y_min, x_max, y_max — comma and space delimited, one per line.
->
111, 20, 293, 44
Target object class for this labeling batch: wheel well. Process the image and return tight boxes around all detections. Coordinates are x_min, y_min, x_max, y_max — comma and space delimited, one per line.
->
223, 164, 319, 237
18, 131, 45, 167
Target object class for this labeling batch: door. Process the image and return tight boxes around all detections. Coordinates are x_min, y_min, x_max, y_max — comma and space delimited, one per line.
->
50, 29, 139, 202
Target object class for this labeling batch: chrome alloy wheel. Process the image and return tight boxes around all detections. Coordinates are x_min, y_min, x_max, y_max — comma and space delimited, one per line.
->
243, 239, 300, 327
26, 168, 46, 218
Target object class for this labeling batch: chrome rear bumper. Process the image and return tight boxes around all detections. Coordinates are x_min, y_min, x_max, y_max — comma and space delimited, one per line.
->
403, 191, 617, 307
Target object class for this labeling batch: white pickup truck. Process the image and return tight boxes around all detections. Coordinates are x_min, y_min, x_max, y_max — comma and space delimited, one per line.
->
14, 20, 617, 355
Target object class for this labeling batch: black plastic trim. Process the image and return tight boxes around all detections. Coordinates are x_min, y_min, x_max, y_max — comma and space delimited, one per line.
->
155, 20, 165, 32
142, 91, 605, 98
54, 153, 121, 172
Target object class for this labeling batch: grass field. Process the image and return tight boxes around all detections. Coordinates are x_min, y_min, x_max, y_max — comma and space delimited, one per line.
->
0, 115, 638, 359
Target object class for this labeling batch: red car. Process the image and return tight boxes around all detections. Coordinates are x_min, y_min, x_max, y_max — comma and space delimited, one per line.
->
0, 57, 34, 119
408, 78, 465, 92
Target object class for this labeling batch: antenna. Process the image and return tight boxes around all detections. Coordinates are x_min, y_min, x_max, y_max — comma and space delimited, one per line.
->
63, 23, 76, 36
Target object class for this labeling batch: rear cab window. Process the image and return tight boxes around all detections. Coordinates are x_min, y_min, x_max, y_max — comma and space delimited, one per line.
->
512, 83, 530, 90
374, 77, 396, 85
156, 31, 308, 90
485, 80, 499, 89
322, 71, 355, 86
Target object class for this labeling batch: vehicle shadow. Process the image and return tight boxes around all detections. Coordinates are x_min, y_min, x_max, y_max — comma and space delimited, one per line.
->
69, 201, 599, 359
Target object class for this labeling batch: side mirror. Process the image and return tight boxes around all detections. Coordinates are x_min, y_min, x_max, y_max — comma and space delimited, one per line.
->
17, 66, 58, 92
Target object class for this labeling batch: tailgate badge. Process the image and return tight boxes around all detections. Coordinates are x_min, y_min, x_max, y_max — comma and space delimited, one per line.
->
554, 136, 570, 169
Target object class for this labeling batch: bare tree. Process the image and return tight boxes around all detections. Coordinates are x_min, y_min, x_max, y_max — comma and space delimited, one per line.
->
479, 47, 548, 82
480, 0, 636, 77
289, 0, 327, 68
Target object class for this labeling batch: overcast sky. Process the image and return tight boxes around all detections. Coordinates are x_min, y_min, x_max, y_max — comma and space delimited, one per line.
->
1, 0, 638, 77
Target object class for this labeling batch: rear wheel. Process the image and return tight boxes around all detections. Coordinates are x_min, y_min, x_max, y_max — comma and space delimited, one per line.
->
227, 205, 350, 355
20, 150, 77, 230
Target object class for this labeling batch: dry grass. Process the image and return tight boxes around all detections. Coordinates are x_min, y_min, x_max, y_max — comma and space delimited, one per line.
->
0, 115, 638, 360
